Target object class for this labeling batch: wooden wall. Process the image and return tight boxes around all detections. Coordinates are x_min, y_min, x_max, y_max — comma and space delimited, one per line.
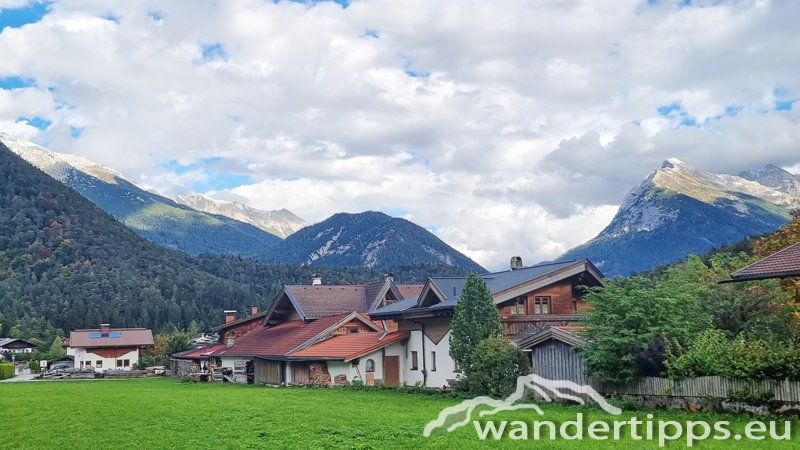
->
224, 319, 264, 342
497, 278, 587, 317
332, 320, 375, 335
255, 359, 282, 385
530, 339, 585, 385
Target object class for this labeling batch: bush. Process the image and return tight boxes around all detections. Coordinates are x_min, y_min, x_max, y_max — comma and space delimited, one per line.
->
0, 363, 14, 380
455, 336, 531, 398
665, 329, 800, 381
29, 361, 41, 374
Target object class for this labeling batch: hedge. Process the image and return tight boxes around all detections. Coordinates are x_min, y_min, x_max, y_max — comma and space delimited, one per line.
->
0, 363, 15, 380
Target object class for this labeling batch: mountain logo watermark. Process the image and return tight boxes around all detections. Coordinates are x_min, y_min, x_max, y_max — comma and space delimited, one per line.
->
423, 374, 622, 437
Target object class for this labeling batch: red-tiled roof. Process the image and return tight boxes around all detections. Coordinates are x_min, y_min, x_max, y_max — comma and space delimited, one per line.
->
730, 241, 800, 282
286, 286, 367, 318
69, 328, 154, 348
290, 331, 409, 361
213, 315, 350, 357
174, 344, 226, 359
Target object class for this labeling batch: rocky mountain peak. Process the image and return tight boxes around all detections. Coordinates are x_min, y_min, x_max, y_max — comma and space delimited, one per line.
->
175, 193, 309, 239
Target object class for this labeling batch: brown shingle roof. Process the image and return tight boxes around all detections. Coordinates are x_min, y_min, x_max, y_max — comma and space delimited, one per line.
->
397, 284, 424, 299
69, 328, 154, 348
364, 282, 385, 310
730, 241, 800, 282
286, 285, 367, 318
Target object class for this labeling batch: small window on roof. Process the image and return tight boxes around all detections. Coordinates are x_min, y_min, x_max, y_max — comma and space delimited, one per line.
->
89, 333, 102, 338
347, 327, 359, 334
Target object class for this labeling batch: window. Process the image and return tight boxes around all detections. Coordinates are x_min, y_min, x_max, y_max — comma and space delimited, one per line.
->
80, 361, 84, 368
431, 352, 437, 372
454, 360, 462, 373
365, 359, 375, 373
571, 299, 579, 313
347, 327, 359, 334
510, 297, 526, 315
123, 359, 130, 367
117, 360, 123, 368
411, 351, 418, 370
96, 361, 103, 368
534, 296, 550, 315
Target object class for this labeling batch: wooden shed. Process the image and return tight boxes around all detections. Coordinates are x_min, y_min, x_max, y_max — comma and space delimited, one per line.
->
516, 327, 587, 384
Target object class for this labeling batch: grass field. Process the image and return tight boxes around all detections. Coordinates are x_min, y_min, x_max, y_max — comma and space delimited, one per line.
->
1, 378, 799, 449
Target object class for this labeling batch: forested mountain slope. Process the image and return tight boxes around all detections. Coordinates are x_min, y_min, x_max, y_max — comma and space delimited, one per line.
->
0, 142, 266, 336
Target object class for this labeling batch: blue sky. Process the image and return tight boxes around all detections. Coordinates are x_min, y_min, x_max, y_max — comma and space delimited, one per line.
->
0, 1, 50, 30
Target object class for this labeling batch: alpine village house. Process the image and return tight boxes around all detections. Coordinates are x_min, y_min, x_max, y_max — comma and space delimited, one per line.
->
172, 258, 604, 388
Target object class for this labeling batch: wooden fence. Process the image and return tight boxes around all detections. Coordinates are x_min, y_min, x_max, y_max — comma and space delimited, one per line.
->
586, 376, 800, 403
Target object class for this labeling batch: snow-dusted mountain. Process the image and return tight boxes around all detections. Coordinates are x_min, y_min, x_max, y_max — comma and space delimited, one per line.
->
557, 158, 798, 276
176, 193, 308, 239
0, 132, 281, 258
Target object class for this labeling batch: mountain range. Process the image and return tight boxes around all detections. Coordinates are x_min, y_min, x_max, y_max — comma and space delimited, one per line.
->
0, 133, 484, 272
0, 140, 474, 337
0, 132, 283, 260
557, 158, 797, 276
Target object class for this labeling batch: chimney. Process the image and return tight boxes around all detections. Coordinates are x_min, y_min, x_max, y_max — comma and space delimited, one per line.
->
510, 256, 523, 270
251, 306, 258, 315
384, 273, 394, 282
312, 273, 322, 285
224, 310, 237, 323
100, 324, 110, 334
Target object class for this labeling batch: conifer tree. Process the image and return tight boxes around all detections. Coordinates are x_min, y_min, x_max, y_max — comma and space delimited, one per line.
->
449, 273, 502, 369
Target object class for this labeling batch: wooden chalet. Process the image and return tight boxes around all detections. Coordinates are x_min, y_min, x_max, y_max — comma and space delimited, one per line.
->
369, 258, 604, 388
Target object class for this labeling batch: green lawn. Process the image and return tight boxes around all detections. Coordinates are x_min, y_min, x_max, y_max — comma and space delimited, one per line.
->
1, 378, 799, 449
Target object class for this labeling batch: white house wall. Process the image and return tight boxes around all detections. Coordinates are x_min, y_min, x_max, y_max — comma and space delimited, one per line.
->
327, 361, 349, 384
72, 348, 139, 372
402, 330, 458, 388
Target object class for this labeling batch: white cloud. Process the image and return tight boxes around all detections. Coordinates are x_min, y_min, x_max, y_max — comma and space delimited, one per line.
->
0, 0, 799, 270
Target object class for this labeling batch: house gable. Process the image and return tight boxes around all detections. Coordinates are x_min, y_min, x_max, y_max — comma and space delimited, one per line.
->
286, 312, 385, 355
366, 280, 409, 312
416, 279, 447, 308
263, 287, 306, 327
492, 260, 603, 305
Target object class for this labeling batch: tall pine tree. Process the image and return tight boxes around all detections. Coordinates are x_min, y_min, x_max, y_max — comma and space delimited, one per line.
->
449, 273, 502, 369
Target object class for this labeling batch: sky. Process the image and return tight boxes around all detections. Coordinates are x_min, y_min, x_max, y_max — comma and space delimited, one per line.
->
0, 0, 799, 271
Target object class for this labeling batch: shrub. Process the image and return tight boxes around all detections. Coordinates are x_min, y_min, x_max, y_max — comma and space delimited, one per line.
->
665, 329, 800, 381
0, 363, 14, 380
455, 336, 530, 398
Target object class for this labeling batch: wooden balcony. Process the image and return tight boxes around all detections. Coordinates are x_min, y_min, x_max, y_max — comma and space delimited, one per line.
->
500, 314, 580, 337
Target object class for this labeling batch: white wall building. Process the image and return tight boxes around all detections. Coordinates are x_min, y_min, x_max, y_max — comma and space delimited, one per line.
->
66, 324, 154, 372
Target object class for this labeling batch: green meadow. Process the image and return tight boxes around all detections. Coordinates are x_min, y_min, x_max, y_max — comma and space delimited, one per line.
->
1, 378, 798, 449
